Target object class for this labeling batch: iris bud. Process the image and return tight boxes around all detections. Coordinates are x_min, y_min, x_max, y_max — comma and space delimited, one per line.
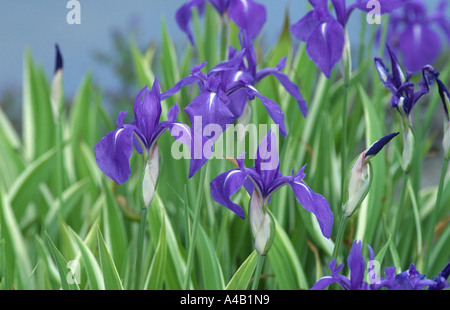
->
249, 190, 275, 256
402, 126, 415, 173
342, 153, 373, 218
141, 143, 160, 208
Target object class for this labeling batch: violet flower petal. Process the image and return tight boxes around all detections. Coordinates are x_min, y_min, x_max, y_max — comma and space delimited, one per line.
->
305, 18, 345, 78
210, 168, 248, 218
288, 176, 333, 238
228, 0, 266, 39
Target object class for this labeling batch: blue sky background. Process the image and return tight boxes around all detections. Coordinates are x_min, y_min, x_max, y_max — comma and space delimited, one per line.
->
0, 0, 448, 100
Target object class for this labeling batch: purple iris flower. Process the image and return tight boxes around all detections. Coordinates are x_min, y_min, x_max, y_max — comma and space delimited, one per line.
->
94, 78, 180, 184
387, 0, 450, 72
162, 49, 287, 138
210, 130, 334, 239
176, 0, 266, 45
311, 240, 375, 290
311, 240, 450, 290
290, 0, 405, 78
227, 30, 308, 118
374, 44, 434, 118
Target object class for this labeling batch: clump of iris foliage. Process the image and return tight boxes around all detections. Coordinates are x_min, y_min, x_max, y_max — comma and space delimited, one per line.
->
0, 0, 449, 291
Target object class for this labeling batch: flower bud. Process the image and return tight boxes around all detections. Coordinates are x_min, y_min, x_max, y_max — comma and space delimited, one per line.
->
342, 154, 373, 218
443, 122, 450, 160
249, 190, 275, 256
402, 126, 415, 173
141, 143, 160, 208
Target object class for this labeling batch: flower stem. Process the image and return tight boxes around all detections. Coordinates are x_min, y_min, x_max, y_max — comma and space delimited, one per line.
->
251, 255, 266, 290
183, 164, 207, 290
135, 206, 148, 290
341, 85, 349, 205
424, 157, 449, 272
392, 170, 409, 243
332, 215, 349, 260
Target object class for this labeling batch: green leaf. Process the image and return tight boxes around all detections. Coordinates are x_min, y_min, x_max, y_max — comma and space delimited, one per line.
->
97, 228, 124, 290
8, 147, 56, 220
150, 193, 186, 289
0, 189, 33, 289
225, 250, 257, 290
130, 38, 155, 87
44, 232, 79, 290
101, 178, 128, 275
356, 84, 387, 243
144, 210, 167, 290
22, 49, 54, 161
69, 227, 105, 290
268, 219, 308, 289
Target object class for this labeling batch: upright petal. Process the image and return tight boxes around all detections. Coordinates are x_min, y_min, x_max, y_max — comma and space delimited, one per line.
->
386, 44, 407, 87
305, 19, 345, 78
254, 130, 280, 190
134, 79, 162, 146
347, 240, 366, 290
228, 0, 266, 39
210, 168, 248, 218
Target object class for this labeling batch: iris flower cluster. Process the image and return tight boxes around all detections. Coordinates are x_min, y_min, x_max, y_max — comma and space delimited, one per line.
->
290, 0, 406, 78
311, 240, 450, 290
93, 0, 450, 290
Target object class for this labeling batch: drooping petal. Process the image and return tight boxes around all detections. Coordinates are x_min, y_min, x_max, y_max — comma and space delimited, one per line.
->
210, 168, 248, 218
168, 122, 213, 178
184, 89, 236, 142
305, 19, 345, 78
290, 11, 322, 42
289, 177, 333, 238
255, 59, 308, 117
398, 23, 442, 72
94, 118, 136, 184
175, 0, 205, 45
228, 0, 266, 39
244, 85, 287, 137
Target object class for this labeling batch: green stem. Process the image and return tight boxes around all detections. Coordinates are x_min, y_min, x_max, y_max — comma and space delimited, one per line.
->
341, 84, 349, 204
135, 207, 148, 290
392, 170, 409, 243
55, 119, 64, 212
183, 164, 207, 290
332, 215, 349, 260
251, 255, 266, 290
424, 157, 449, 272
